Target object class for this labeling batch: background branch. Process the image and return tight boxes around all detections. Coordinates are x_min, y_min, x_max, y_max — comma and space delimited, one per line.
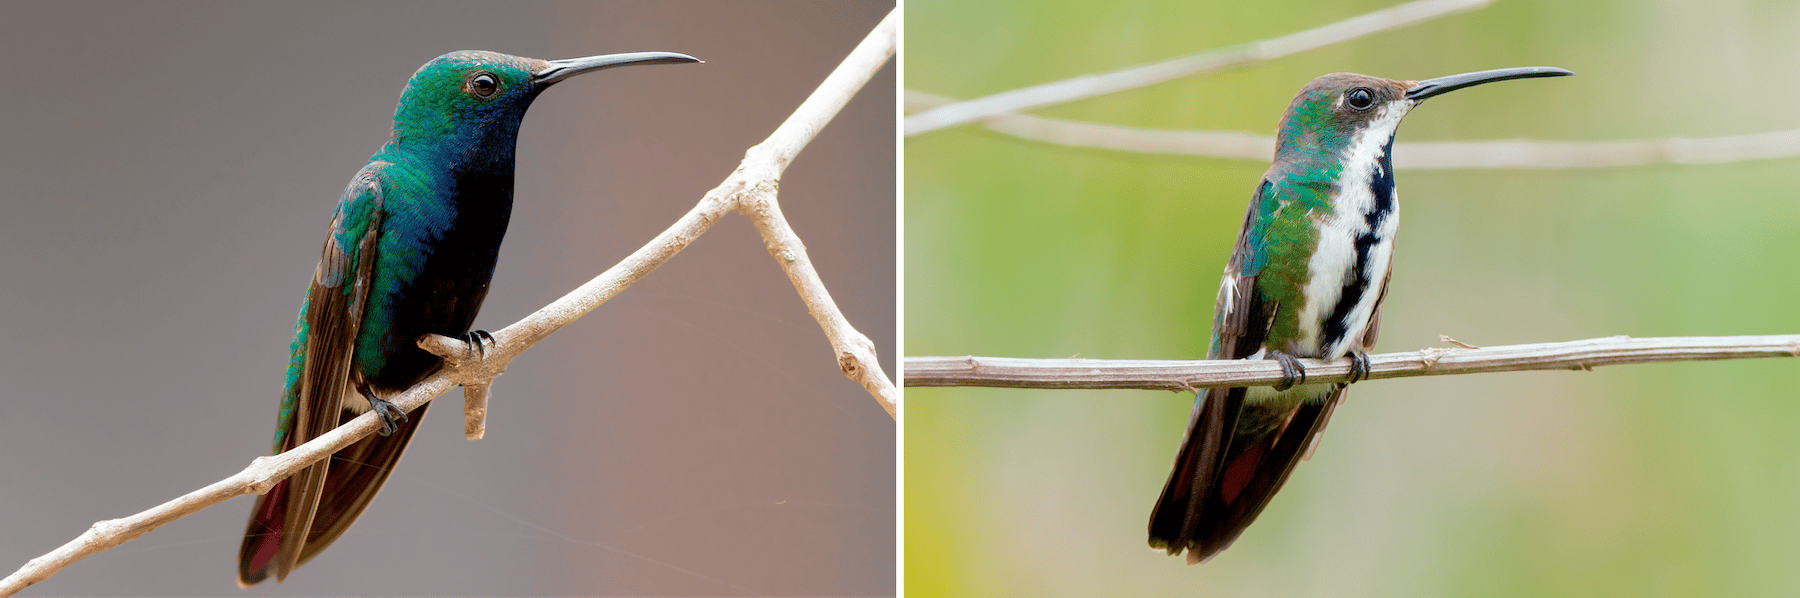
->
906, 90, 1800, 168
904, 335, 1800, 390
0, 12, 896, 596
903, 0, 1491, 136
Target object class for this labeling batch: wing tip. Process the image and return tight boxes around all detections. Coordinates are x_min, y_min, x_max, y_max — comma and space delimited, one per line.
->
1147, 536, 1231, 566
236, 549, 279, 587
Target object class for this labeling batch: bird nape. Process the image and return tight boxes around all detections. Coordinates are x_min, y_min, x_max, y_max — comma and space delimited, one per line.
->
236, 49, 698, 587
1147, 66, 1571, 564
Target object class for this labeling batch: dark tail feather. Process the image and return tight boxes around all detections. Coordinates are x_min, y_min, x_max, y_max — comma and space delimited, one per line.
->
237, 478, 290, 586
1148, 387, 1242, 560
1149, 386, 1342, 563
237, 454, 330, 585
235, 403, 428, 586
296, 402, 429, 567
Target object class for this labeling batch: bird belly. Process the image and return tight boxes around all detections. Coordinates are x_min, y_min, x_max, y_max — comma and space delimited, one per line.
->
340, 387, 372, 414
352, 225, 503, 394
357, 266, 495, 393
1297, 217, 1393, 357
1243, 381, 1334, 405
1292, 212, 1372, 357
1296, 168, 1399, 357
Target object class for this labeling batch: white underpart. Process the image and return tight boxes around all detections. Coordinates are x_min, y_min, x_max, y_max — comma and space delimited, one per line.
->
342, 372, 391, 415
1294, 100, 1411, 359
343, 388, 372, 414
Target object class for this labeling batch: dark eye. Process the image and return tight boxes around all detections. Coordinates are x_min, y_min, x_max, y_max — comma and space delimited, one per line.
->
468, 72, 501, 99
1345, 87, 1375, 110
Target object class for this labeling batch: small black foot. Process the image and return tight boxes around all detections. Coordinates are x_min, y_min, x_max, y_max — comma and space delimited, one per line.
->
1346, 349, 1372, 384
1266, 350, 1307, 391
463, 329, 495, 358
359, 385, 408, 436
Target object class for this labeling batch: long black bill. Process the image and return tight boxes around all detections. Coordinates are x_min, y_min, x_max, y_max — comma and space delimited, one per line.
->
535, 51, 701, 85
1406, 66, 1574, 100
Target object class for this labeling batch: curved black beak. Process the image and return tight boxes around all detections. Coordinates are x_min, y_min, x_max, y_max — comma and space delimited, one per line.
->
1405, 66, 1574, 101
534, 51, 701, 85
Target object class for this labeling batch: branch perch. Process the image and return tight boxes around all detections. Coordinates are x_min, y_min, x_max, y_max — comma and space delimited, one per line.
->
0, 10, 897, 596
903, 335, 1800, 391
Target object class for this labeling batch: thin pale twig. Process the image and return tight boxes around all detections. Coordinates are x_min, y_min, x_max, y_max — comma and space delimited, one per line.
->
737, 8, 899, 417
906, 90, 1800, 169
903, 335, 1800, 390
903, 0, 1492, 136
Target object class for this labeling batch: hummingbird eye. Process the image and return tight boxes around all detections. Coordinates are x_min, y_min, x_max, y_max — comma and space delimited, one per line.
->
1345, 87, 1375, 110
467, 72, 502, 100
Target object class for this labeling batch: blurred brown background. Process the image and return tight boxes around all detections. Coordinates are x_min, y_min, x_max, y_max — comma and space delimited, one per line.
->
0, 1, 894, 595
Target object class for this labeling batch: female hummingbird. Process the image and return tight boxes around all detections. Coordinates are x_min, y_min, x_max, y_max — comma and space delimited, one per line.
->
1147, 66, 1572, 563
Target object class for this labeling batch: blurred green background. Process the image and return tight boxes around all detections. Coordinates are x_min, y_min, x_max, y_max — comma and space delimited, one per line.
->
905, 0, 1800, 596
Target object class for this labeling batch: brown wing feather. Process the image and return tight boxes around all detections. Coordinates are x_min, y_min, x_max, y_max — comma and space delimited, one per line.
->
1147, 385, 1243, 557
1149, 180, 1275, 559
1150, 250, 1391, 563
252, 174, 383, 584
291, 402, 429, 568
1189, 386, 1340, 559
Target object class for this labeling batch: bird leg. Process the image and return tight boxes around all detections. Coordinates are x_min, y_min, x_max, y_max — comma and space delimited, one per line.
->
1345, 349, 1372, 383
1265, 350, 1306, 391
356, 381, 408, 436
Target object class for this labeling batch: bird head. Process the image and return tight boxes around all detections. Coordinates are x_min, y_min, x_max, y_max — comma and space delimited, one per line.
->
1270, 67, 1571, 168
389, 50, 698, 153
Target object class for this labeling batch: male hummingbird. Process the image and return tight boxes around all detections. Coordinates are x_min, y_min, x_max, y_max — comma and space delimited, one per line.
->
1147, 67, 1572, 563
236, 49, 698, 586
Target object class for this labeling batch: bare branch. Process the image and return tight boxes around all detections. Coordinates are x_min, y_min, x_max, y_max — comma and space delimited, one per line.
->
1391, 132, 1800, 168
907, 90, 1800, 169
903, 0, 1492, 136
737, 8, 900, 418
0, 12, 897, 595
907, 89, 1276, 159
0, 373, 456, 597
903, 335, 1800, 391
